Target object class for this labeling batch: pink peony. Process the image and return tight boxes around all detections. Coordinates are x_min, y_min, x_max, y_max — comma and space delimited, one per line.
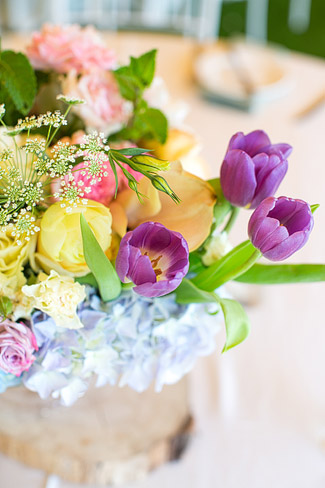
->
26, 24, 117, 74
62, 70, 132, 135
0, 320, 38, 377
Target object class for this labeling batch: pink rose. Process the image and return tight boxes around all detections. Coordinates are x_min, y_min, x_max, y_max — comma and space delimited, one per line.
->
51, 139, 142, 206
62, 71, 132, 135
26, 24, 117, 74
0, 320, 38, 376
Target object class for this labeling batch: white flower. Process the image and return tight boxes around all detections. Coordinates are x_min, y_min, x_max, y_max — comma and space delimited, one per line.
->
202, 231, 233, 266
22, 271, 86, 329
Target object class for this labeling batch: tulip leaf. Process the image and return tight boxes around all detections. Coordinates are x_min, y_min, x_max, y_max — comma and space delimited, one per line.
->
0, 296, 13, 318
311, 204, 320, 214
80, 214, 121, 301
208, 178, 232, 227
235, 263, 325, 284
175, 278, 218, 304
115, 147, 152, 156
76, 273, 98, 289
216, 296, 251, 352
192, 240, 260, 291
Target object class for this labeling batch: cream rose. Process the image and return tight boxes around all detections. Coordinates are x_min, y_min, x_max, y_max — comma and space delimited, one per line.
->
22, 271, 86, 329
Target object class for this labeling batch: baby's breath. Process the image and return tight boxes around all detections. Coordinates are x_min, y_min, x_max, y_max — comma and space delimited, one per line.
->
24, 139, 46, 155
40, 111, 67, 128
0, 148, 14, 162
80, 132, 108, 154
21, 181, 44, 207
16, 115, 42, 131
57, 94, 85, 105
10, 210, 40, 243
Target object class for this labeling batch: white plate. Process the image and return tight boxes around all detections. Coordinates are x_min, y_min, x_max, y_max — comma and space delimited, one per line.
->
194, 40, 293, 110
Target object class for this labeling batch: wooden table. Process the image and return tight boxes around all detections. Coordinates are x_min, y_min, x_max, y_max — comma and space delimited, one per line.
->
1, 32, 325, 487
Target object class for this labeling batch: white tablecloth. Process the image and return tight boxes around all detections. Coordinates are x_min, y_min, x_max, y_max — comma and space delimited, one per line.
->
1, 33, 325, 488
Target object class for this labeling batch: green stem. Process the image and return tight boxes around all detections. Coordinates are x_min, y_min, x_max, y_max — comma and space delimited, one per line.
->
223, 206, 240, 234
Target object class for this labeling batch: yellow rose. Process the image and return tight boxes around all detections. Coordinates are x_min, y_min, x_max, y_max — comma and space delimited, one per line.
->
36, 200, 112, 276
0, 227, 36, 292
22, 271, 86, 329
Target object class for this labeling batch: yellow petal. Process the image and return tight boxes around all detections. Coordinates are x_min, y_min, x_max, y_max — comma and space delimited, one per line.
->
117, 177, 162, 228
109, 201, 128, 237
118, 161, 216, 252
141, 128, 197, 161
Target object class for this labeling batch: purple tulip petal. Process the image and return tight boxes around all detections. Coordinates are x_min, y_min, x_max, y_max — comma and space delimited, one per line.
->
220, 150, 257, 207
115, 222, 189, 298
261, 143, 293, 159
227, 130, 271, 157
248, 196, 313, 261
263, 231, 309, 261
250, 154, 288, 209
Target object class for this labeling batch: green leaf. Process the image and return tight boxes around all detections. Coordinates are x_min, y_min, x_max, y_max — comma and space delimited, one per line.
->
0, 296, 13, 318
188, 252, 205, 275
0, 50, 36, 114
192, 240, 260, 291
208, 178, 232, 227
76, 273, 98, 288
130, 49, 157, 88
112, 65, 141, 101
116, 147, 152, 156
311, 204, 320, 214
80, 214, 121, 301
136, 107, 168, 144
175, 279, 218, 304
217, 297, 251, 352
235, 263, 325, 284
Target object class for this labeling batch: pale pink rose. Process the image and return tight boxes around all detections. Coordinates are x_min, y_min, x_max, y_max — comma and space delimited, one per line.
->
0, 319, 38, 376
26, 24, 117, 74
62, 71, 132, 135
51, 137, 142, 206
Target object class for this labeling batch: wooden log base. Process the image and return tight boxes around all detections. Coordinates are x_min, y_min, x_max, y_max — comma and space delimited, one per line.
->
0, 379, 192, 485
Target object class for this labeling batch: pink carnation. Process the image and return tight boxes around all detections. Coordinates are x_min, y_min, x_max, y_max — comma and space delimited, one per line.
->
0, 320, 38, 377
51, 136, 142, 206
26, 24, 117, 74
62, 71, 132, 135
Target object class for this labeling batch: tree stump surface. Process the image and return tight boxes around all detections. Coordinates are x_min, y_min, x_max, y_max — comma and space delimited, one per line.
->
0, 379, 192, 485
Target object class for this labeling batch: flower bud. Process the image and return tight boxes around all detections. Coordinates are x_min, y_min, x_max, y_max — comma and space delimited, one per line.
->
220, 130, 292, 209
248, 196, 313, 261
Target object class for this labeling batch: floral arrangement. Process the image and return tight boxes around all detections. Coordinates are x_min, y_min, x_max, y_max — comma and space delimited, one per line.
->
0, 25, 324, 406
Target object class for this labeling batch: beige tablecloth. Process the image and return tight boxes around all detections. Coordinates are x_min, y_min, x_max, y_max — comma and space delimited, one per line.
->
1, 32, 325, 488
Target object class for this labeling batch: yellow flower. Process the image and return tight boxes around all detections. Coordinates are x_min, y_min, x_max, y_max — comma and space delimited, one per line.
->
0, 226, 36, 292
36, 200, 112, 276
22, 271, 86, 329
117, 161, 216, 251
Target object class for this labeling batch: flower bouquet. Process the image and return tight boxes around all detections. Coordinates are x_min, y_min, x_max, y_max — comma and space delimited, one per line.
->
0, 24, 324, 484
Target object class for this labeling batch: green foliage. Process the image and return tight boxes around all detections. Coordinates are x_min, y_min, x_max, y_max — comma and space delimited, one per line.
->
236, 263, 325, 284
0, 296, 13, 319
80, 214, 121, 301
0, 50, 37, 125
175, 279, 250, 351
311, 204, 320, 213
218, 297, 250, 352
112, 50, 168, 144
208, 178, 232, 227
192, 240, 260, 291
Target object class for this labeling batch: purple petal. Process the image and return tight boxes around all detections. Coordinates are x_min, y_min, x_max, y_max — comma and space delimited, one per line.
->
134, 277, 182, 298
250, 154, 288, 209
250, 216, 288, 252
261, 143, 293, 159
248, 197, 276, 238
220, 150, 257, 207
263, 231, 310, 261
125, 247, 155, 285
242, 130, 271, 156
115, 232, 132, 281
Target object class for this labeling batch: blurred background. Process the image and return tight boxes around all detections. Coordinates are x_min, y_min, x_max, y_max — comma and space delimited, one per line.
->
0, 0, 324, 57
0, 1, 324, 487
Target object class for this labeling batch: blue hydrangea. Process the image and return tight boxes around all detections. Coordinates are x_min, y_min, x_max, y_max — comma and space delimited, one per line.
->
15, 288, 221, 406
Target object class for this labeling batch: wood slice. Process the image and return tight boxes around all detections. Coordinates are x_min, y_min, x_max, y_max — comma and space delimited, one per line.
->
0, 379, 192, 485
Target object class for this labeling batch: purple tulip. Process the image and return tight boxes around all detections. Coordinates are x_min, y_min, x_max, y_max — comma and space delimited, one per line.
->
116, 222, 189, 297
248, 196, 314, 261
221, 130, 292, 209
